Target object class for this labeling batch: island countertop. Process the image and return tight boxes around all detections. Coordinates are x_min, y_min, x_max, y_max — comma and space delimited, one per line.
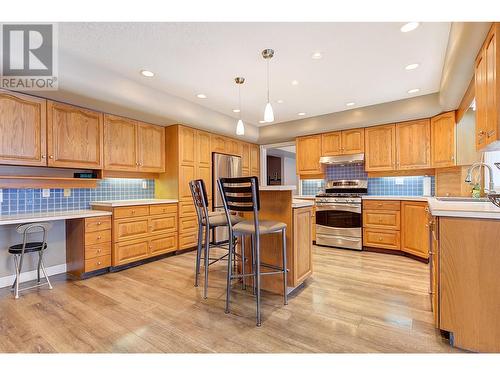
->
427, 197, 500, 219
259, 185, 297, 191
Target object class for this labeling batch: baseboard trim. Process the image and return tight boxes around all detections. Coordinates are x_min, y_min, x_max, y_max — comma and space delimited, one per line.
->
0, 263, 67, 289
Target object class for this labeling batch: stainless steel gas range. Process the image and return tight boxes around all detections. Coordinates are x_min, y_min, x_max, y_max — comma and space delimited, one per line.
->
315, 180, 367, 251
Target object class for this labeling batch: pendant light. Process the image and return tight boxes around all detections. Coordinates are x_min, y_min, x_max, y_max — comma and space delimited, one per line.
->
235, 77, 245, 135
262, 48, 275, 123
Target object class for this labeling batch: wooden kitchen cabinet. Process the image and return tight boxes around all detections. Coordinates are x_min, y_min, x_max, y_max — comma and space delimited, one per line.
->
321, 131, 342, 156
137, 122, 165, 172
47, 101, 103, 169
431, 111, 456, 168
401, 201, 429, 259
364, 124, 396, 172
321, 128, 364, 156
179, 126, 197, 165
104, 114, 138, 171
296, 135, 322, 175
396, 119, 431, 170
293, 206, 313, 285
0, 91, 47, 166
363, 200, 401, 250
475, 23, 500, 151
250, 143, 260, 177
211, 134, 227, 153
241, 142, 250, 175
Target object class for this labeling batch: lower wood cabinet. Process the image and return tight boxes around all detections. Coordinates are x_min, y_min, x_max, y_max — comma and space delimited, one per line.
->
91, 202, 178, 267
66, 215, 112, 278
362, 199, 429, 260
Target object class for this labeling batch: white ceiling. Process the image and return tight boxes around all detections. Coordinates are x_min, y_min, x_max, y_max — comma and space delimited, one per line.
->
57, 22, 451, 127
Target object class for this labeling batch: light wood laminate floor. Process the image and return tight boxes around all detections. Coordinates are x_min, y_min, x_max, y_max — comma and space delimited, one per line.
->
0, 246, 458, 353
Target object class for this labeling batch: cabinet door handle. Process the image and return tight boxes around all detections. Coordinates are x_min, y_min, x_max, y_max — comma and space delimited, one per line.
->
97, 261, 102, 266
487, 130, 495, 137
97, 248, 101, 253
41, 155, 46, 159
49, 155, 54, 159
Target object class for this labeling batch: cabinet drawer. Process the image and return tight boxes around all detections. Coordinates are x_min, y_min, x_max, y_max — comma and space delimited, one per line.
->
85, 229, 111, 245
85, 242, 111, 260
179, 230, 198, 249
150, 204, 177, 216
363, 228, 400, 250
363, 210, 401, 230
179, 216, 198, 232
363, 200, 401, 211
149, 214, 177, 235
85, 216, 111, 232
179, 200, 196, 217
114, 217, 149, 242
113, 238, 149, 266
113, 205, 150, 219
150, 234, 177, 256
84, 254, 111, 272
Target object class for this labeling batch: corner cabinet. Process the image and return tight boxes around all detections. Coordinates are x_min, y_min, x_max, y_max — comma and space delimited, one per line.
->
47, 101, 104, 169
364, 124, 396, 172
296, 135, 322, 175
431, 111, 456, 168
104, 114, 165, 173
475, 23, 500, 151
0, 91, 47, 166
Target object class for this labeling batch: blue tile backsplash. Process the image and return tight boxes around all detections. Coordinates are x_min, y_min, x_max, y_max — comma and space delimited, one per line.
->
1, 178, 155, 215
300, 164, 435, 197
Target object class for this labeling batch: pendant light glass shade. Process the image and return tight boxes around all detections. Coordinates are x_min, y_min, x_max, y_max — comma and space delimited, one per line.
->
264, 102, 274, 122
236, 119, 245, 135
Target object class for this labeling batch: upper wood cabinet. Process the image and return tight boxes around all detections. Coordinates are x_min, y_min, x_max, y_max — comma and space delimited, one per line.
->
104, 114, 165, 173
104, 115, 138, 171
296, 135, 322, 175
179, 126, 196, 166
396, 119, 431, 170
241, 142, 250, 175
475, 23, 500, 150
47, 101, 103, 169
401, 201, 429, 259
431, 111, 456, 168
226, 138, 240, 156
321, 128, 364, 156
137, 122, 165, 172
197, 130, 211, 167
364, 124, 396, 172
250, 144, 260, 177
0, 91, 47, 166
211, 134, 227, 154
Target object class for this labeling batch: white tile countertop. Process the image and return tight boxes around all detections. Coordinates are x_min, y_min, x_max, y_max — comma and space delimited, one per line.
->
292, 199, 315, 208
259, 185, 297, 191
90, 199, 179, 207
0, 210, 112, 226
427, 197, 500, 219
362, 195, 429, 202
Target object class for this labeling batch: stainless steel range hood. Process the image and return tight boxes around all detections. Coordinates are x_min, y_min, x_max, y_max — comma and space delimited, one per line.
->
319, 153, 364, 165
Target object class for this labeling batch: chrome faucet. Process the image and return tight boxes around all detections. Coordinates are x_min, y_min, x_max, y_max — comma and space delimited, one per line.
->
465, 162, 496, 194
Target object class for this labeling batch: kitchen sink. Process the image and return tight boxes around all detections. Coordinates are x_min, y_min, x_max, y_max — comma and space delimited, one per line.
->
435, 197, 490, 202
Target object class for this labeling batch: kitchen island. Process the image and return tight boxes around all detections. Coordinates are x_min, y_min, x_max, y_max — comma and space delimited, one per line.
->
241, 186, 314, 295
428, 198, 500, 352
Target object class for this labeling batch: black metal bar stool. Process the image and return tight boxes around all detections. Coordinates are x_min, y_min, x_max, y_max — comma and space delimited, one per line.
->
189, 179, 244, 299
8, 222, 53, 299
217, 176, 288, 326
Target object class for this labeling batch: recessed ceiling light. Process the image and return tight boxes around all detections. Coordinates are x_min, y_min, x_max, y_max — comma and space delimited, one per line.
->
311, 52, 322, 59
291, 80, 299, 86
259, 120, 267, 124
400, 22, 420, 33
407, 88, 420, 94
346, 102, 355, 107
276, 99, 284, 104
140, 70, 154, 77
232, 109, 240, 113
196, 93, 207, 99
405, 63, 419, 70
297, 112, 306, 116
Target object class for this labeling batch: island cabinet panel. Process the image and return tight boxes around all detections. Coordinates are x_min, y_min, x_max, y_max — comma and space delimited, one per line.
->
439, 217, 500, 352
296, 135, 322, 175
293, 206, 313, 285
396, 119, 431, 170
428, 213, 440, 328
66, 215, 112, 278
431, 111, 456, 168
321, 131, 342, 156
137, 122, 165, 172
364, 124, 396, 172
0, 91, 47, 166
400, 201, 429, 259
47, 101, 103, 169
104, 114, 138, 171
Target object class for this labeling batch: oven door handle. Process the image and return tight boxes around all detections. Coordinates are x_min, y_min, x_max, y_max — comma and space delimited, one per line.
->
316, 234, 361, 242
316, 204, 361, 213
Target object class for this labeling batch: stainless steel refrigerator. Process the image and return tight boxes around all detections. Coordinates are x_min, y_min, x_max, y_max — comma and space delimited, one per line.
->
212, 152, 242, 243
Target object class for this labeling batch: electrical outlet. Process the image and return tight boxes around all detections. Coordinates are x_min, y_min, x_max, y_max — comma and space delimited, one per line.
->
42, 189, 50, 198
395, 177, 404, 186
142, 180, 148, 189
64, 188, 71, 197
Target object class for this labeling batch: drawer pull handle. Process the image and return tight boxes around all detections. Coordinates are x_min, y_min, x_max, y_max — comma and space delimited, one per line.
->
97, 261, 101, 266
